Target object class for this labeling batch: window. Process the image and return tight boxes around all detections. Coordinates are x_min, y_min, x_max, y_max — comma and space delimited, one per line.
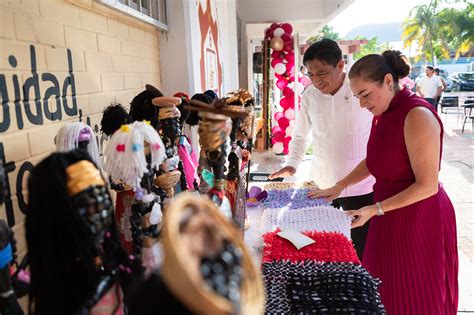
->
98, 0, 168, 30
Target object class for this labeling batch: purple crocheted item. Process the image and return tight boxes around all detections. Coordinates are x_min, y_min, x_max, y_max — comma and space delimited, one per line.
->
263, 188, 329, 209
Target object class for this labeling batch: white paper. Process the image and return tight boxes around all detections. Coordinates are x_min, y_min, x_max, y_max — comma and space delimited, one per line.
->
277, 229, 315, 250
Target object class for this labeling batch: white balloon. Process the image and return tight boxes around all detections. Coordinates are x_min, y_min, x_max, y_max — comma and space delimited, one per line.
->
295, 82, 305, 94
285, 108, 295, 120
273, 27, 285, 38
272, 141, 284, 154
274, 63, 286, 75
289, 119, 295, 127
286, 125, 294, 136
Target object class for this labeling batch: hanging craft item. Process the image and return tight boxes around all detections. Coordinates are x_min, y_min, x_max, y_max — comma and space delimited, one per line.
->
187, 98, 248, 219
103, 121, 166, 269
55, 121, 101, 166
128, 193, 265, 315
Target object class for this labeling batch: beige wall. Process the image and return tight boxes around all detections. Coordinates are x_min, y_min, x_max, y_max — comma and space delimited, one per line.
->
0, 0, 162, 261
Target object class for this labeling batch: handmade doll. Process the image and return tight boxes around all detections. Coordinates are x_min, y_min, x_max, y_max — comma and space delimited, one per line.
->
100, 104, 134, 253
103, 121, 166, 272
128, 193, 265, 315
188, 98, 248, 220
152, 95, 187, 198
26, 150, 140, 314
225, 89, 256, 229
55, 121, 100, 167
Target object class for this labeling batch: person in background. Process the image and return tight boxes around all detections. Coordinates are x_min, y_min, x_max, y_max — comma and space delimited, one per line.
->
416, 65, 443, 112
269, 39, 374, 260
434, 67, 448, 106
310, 50, 458, 314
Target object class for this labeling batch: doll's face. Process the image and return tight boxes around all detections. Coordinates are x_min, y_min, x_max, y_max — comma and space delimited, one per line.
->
66, 161, 114, 245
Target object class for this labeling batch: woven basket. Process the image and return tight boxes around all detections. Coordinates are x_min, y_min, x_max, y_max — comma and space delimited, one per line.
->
154, 170, 181, 190
263, 181, 319, 191
161, 192, 265, 315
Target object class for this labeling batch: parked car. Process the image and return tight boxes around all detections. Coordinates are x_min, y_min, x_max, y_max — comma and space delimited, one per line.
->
450, 72, 474, 91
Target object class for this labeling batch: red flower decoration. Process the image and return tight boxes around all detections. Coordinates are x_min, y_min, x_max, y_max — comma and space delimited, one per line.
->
116, 144, 126, 152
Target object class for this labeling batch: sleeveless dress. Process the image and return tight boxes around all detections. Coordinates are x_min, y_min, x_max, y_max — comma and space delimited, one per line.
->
364, 88, 458, 314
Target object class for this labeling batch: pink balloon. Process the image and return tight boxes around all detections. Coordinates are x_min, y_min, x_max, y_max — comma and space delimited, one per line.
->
270, 23, 279, 30
265, 27, 272, 39
273, 131, 285, 142
283, 87, 294, 98
283, 42, 294, 52
271, 51, 280, 59
271, 125, 282, 135
280, 97, 291, 110
285, 52, 294, 63
284, 136, 292, 145
300, 76, 311, 87
271, 58, 283, 68
284, 108, 295, 120
282, 23, 293, 34
281, 33, 294, 45
276, 78, 288, 89
278, 117, 290, 129
274, 111, 284, 122
286, 62, 294, 74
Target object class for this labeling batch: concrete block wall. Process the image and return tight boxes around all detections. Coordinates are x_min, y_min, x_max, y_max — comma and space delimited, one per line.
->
0, 0, 162, 266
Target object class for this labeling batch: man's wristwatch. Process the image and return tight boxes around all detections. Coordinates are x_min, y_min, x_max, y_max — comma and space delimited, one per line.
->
375, 202, 384, 216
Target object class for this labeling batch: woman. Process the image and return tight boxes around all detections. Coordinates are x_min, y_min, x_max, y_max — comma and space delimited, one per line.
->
309, 50, 458, 314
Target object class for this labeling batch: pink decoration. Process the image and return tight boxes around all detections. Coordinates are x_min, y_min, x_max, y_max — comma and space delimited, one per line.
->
276, 78, 288, 89
281, 33, 293, 45
116, 144, 126, 152
151, 143, 161, 150
273, 131, 285, 142
286, 62, 294, 74
285, 52, 294, 63
300, 76, 311, 87
280, 97, 291, 110
284, 108, 295, 120
272, 126, 282, 135
274, 111, 284, 122
282, 23, 293, 34
283, 42, 294, 52
284, 136, 292, 146
283, 87, 294, 98
278, 117, 290, 129
271, 58, 283, 68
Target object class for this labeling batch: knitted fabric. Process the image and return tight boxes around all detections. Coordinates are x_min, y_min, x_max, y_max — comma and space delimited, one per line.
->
262, 260, 385, 314
262, 230, 360, 264
263, 188, 329, 210
260, 206, 351, 239
263, 181, 318, 191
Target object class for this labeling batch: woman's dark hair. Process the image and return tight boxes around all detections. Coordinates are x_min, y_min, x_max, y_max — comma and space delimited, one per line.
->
26, 150, 137, 314
348, 50, 411, 84
100, 103, 131, 136
129, 90, 160, 128
303, 38, 342, 67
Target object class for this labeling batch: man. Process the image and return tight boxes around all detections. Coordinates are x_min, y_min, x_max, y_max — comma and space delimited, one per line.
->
416, 66, 443, 112
269, 39, 374, 260
434, 67, 447, 106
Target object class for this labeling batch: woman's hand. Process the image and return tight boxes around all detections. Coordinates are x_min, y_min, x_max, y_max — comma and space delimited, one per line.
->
307, 183, 343, 201
345, 205, 377, 228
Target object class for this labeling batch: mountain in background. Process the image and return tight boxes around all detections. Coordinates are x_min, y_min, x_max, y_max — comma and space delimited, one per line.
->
344, 22, 402, 42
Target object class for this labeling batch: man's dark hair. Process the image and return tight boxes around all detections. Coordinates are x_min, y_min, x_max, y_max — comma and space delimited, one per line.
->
303, 38, 342, 67
426, 65, 434, 71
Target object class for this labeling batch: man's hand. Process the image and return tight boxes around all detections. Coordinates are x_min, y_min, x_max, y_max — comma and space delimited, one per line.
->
268, 166, 296, 180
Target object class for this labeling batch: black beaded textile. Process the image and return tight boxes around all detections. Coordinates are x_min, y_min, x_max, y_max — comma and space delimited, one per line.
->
263, 260, 385, 314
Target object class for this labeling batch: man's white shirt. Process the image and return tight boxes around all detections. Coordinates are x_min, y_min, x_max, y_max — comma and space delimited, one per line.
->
286, 74, 375, 197
416, 75, 442, 98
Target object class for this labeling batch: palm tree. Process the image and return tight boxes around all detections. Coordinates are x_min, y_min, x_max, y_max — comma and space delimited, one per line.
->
402, 0, 443, 64
437, 3, 474, 58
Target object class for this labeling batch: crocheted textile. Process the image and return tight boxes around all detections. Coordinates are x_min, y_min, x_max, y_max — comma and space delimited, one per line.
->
262, 230, 360, 264
263, 188, 329, 210
263, 181, 318, 190
260, 206, 352, 239
262, 261, 385, 314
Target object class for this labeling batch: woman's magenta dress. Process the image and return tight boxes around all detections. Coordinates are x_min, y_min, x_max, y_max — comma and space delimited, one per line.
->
364, 88, 458, 314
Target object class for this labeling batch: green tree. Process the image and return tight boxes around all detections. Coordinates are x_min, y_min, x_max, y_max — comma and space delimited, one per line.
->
306, 25, 340, 44
437, 3, 474, 58
353, 37, 378, 60
402, 0, 441, 64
